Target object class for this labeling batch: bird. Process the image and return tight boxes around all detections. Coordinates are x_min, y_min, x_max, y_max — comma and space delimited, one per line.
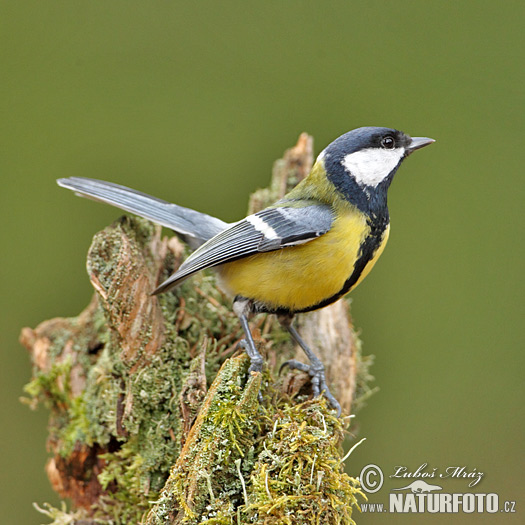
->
57, 126, 434, 415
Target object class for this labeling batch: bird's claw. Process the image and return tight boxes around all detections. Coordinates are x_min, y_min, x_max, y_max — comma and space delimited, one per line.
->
279, 358, 310, 374
280, 359, 341, 416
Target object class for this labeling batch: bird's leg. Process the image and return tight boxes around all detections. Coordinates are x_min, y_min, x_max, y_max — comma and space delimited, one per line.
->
233, 297, 264, 375
278, 314, 341, 416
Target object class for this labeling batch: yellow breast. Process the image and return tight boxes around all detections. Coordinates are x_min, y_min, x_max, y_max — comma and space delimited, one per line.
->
218, 209, 390, 312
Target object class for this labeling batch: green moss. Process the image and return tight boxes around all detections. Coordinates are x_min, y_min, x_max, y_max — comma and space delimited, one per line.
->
240, 399, 364, 525
149, 356, 262, 524
143, 358, 364, 525
96, 441, 154, 523
23, 359, 73, 410
60, 395, 92, 456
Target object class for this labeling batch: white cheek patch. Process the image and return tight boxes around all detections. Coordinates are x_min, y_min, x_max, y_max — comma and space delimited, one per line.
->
341, 148, 404, 187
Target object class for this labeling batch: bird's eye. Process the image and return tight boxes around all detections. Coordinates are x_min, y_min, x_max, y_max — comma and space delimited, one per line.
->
381, 136, 395, 149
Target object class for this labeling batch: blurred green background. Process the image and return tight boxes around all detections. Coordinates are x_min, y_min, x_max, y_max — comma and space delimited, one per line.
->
1, 1, 523, 523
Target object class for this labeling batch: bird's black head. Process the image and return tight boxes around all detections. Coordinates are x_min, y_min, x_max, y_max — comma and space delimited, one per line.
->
320, 126, 434, 217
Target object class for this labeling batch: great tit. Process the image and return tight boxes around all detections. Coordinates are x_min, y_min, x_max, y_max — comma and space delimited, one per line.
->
58, 126, 434, 415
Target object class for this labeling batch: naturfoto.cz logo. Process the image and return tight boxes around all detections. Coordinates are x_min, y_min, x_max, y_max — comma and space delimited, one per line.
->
357, 464, 517, 515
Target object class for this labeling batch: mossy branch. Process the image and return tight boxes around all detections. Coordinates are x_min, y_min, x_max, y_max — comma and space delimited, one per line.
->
20, 134, 374, 524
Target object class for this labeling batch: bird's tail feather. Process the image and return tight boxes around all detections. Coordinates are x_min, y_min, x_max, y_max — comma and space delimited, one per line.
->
57, 177, 228, 247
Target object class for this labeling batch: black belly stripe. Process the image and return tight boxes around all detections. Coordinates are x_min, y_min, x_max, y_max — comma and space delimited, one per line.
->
299, 233, 383, 312
258, 217, 389, 315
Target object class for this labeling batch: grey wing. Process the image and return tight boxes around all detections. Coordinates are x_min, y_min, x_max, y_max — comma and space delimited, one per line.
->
153, 204, 334, 294
57, 177, 228, 247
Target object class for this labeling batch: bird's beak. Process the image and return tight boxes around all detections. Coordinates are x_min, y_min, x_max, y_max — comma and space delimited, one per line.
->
406, 136, 435, 154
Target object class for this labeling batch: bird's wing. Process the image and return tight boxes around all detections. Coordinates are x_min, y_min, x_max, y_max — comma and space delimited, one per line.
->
153, 203, 334, 293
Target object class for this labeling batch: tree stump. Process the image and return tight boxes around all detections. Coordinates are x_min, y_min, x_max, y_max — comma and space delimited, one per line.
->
21, 134, 373, 524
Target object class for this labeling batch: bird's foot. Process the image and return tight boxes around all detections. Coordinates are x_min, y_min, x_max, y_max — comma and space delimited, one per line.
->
237, 339, 263, 374
281, 359, 341, 416
237, 339, 264, 402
